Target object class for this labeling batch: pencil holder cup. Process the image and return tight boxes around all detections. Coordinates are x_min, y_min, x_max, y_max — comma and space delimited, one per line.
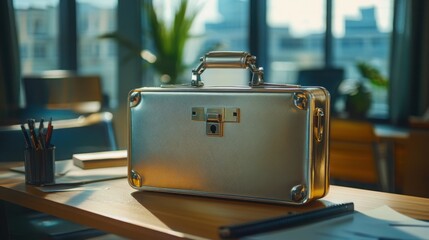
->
24, 146, 55, 186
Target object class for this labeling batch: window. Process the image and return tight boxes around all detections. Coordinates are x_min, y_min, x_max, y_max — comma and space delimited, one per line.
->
13, 0, 393, 118
14, 0, 59, 73
77, 0, 117, 107
14, 0, 117, 108
148, 0, 249, 85
267, 0, 393, 118
175, 0, 249, 86
20, 45, 28, 58
333, 0, 393, 118
33, 43, 47, 58
195, 0, 248, 52
33, 18, 47, 35
267, 0, 325, 84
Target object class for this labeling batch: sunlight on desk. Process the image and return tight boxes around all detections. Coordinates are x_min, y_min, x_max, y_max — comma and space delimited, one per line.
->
2, 161, 429, 239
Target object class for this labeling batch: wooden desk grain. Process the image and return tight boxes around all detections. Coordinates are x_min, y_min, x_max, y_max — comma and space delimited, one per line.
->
1, 162, 429, 239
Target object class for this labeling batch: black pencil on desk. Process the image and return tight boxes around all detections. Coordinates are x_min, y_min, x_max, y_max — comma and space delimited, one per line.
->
37, 118, 45, 149
218, 202, 354, 239
38, 118, 44, 136
27, 119, 38, 149
20, 124, 31, 149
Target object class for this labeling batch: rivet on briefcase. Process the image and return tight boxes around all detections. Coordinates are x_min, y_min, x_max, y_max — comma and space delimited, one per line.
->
128, 51, 330, 205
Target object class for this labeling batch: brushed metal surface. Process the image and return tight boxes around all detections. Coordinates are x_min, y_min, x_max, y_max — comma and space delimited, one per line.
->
128, 87, 329, 204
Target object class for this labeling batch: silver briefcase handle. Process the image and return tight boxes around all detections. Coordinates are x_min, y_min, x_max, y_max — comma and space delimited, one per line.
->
191, 51, 264, 87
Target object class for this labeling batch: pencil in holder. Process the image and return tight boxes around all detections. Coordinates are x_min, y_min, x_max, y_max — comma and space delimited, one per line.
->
24, 146, 55, 185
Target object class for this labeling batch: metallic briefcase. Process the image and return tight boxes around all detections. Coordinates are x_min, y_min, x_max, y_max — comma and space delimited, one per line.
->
128, 52, 330, 205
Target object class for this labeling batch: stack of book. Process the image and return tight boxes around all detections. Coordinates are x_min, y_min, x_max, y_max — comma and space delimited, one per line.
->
72, 150, 127, 169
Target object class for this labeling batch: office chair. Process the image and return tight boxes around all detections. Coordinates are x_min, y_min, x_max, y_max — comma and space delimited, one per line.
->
23, 71, 104, 115
297, 67, 344, 114
0, 112, 118, 239
329, 118, 380, 190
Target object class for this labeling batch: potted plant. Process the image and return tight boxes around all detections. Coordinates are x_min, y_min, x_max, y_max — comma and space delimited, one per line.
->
100, 0, 201, 85
341, 62, 388, 119
145, 0, 200, 84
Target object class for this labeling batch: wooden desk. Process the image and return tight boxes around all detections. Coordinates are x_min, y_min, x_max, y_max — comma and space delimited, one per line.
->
1, 162, 429, 240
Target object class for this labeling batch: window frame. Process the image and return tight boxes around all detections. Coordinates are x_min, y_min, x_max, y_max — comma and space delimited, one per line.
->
57, 0, 391, 121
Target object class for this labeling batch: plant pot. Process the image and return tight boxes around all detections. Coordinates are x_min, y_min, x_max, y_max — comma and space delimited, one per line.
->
344, 83, 372, 119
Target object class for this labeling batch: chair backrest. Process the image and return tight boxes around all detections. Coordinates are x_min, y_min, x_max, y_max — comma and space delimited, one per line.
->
24, 72, 103, 114
297, 68, 344, 113
329, 118, 379, 188
0, 112, 117, 162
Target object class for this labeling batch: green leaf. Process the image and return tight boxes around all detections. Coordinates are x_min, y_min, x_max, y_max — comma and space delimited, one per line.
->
356, 62, 389, 88
100, 1, 206, 85
144, 0, 201, 84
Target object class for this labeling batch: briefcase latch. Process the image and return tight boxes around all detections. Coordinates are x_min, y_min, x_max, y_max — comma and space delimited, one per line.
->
314, 108, 325, 142
192, 107, 240, 137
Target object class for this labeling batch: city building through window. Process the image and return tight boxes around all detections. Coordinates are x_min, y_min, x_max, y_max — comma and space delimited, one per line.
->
14, 0, 393, 119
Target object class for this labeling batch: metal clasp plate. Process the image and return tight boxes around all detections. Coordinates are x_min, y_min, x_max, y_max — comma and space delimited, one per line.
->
192, 107, 240, 137
206, 109, 223, 136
